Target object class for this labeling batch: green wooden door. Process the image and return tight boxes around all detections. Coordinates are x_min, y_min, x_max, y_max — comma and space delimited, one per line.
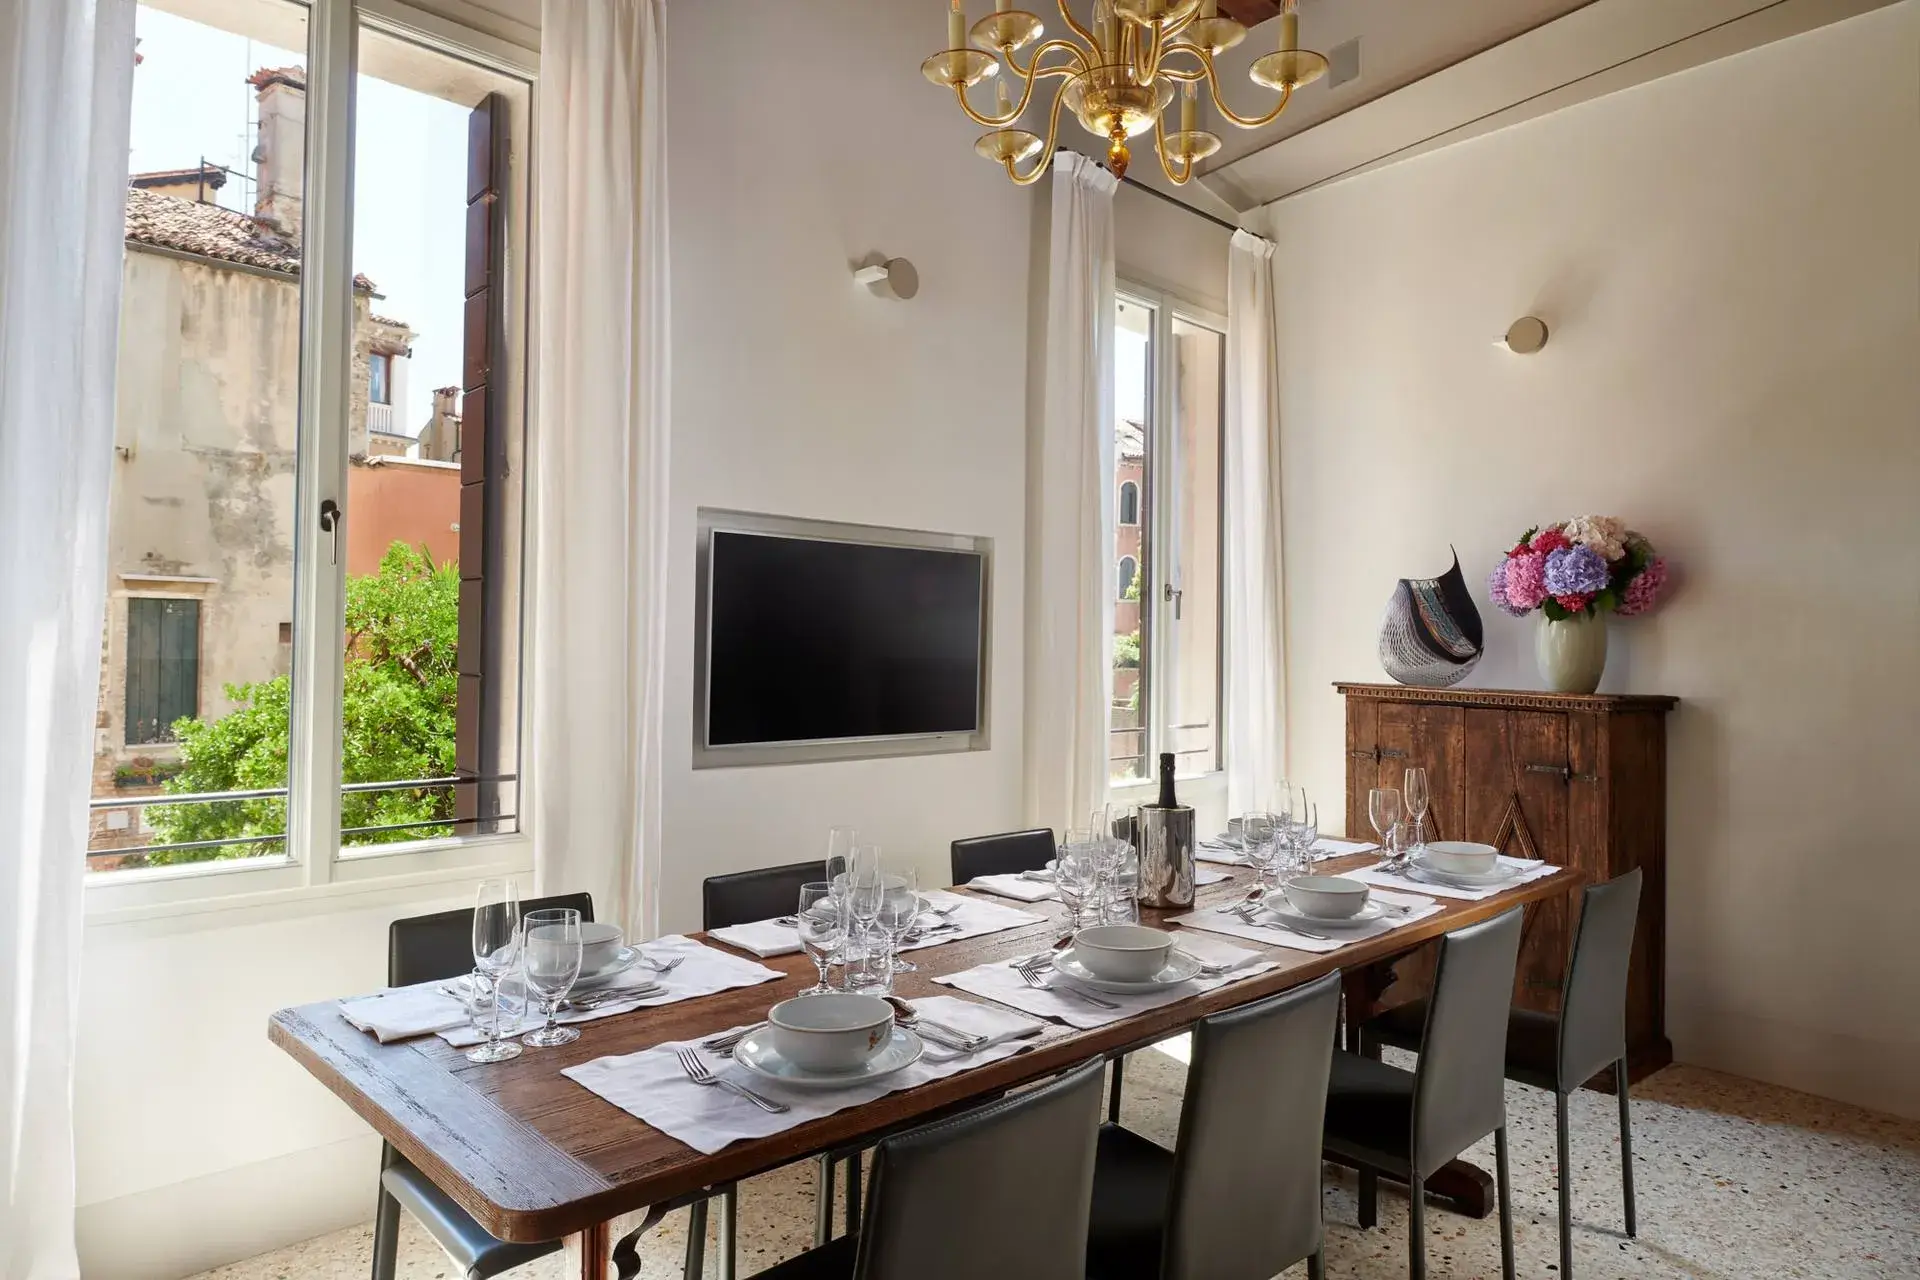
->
126, 598, 199, 744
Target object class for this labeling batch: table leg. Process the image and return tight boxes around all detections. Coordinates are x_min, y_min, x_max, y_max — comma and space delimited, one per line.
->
575, 1221, 611, 1280
1324, 1153, 1496, 1219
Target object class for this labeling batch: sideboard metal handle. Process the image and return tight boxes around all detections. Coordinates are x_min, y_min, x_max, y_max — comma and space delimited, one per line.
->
1526, 762, 1571, 781
1379, 747, 1407, 759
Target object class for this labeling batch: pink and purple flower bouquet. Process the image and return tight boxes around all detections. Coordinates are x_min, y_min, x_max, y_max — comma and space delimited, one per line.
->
1488, 516, 1668, 622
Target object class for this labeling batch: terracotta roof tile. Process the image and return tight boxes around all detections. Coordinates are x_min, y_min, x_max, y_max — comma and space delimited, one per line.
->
123, 187, 378, 293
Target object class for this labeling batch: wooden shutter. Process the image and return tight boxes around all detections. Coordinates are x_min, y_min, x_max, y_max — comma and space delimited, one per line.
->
454, 93, 509, 833
126, 598, 200, 744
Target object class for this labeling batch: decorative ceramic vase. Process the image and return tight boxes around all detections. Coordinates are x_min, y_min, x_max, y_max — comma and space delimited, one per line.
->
1377, 550, 1485, 688
1535, 611, 1608, 694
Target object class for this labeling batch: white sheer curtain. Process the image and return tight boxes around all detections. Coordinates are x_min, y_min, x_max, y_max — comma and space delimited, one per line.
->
0, 1, 135, 1274
1025, 152, 1119, 835
531, 0, 671, 942
1223, 229, 1287, 816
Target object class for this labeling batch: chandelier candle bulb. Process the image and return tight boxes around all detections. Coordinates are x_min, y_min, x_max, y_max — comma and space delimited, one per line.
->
1180, 80, 1196, 132
1201, 0, 1218, 17
997, 77, 1013, 116
948, 0, 966, 50
1280, 10, 1298, 52
996, 0, 1010, 11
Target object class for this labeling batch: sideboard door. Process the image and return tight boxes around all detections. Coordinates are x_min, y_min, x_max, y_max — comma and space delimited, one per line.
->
1462, 708, 1573, 1013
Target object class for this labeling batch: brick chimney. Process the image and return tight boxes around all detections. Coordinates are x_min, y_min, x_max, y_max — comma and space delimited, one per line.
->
420, 387, 462, 463
249, 66, 306, 240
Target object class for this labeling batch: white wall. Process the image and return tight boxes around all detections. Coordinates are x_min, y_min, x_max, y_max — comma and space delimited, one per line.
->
654, 0, 1039, 929
1263, 4, 1920, 1117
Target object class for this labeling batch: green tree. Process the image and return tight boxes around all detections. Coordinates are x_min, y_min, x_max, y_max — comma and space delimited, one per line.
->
143, 542, 460, 865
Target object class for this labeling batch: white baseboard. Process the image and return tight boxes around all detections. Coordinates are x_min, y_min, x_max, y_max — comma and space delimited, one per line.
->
77, 1134, 380, 1279
1673, 1007, 1920, 1122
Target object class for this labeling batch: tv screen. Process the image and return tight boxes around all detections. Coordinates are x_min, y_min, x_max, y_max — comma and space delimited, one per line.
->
704, 530, 985, 748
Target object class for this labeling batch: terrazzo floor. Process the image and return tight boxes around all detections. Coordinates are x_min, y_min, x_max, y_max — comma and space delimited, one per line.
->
195, 1053, 1919, 1280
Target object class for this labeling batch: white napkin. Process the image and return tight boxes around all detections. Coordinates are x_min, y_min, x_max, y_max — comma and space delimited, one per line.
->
970, 865, 1228, 903
1348, 856, 1557, 902
708, 917, 803, 958
932, 946, 1277, 1030
898, 891, 1047, 951
438, 936, 782, 1047
1169, 889, 1441, 955
563, 1009, 1068, 1155
339, 981, 473, 1043
903, 995, 1053, 1060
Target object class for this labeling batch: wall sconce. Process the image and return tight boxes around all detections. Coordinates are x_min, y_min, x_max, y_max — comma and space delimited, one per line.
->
852, 255, 919, 301
1495, 316, 1549, 354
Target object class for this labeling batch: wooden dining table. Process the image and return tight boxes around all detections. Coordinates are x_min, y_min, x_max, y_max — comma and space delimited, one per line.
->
269, 854, 1580, 1278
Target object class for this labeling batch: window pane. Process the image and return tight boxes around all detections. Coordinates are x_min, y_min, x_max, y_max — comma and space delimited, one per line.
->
1165, 316, 1224, 776
88, 0, 311, 871
1110, 297, 1153, 784
337, 28, 529, 850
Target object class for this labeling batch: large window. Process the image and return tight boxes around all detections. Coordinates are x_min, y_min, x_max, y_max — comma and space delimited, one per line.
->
86, 0, 531, 885
1109, 288, 1225, 785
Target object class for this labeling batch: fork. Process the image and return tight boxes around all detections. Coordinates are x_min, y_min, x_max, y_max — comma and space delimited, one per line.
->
674, 1047, 789, 1113
1015, 959, 1119, 1009
700, 1022, 766, 1055
635, 949, 686, 975
883, 995, 986, 1052
1230, 900, 1331, 942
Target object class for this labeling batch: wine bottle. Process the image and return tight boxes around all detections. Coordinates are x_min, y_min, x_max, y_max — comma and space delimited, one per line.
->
1154, 752, 1178, 809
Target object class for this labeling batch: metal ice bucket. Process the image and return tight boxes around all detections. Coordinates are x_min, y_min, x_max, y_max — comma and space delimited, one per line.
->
1135, 804, 1195, 909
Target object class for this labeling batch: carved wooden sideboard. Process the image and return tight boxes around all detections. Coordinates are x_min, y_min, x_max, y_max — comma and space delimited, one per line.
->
1338, 682, 1677, 1080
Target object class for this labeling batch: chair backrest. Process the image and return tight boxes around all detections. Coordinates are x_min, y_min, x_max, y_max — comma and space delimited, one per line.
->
949, 828, 1055, 884
702, 860, 828, 931
1557, 868, 1643, 1088
1162, 971, 1342, 1280
389, 893, 595, 987
1411, 907, 1524, 1177
853, 1058, 1105, 1280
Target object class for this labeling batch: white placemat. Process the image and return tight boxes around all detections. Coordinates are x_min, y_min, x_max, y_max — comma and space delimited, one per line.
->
969, 864, 1229, 903
438, 936, 783, 1047
905, 890, 1047, 950
1347, 856, 1558, 902
1197, 836, 1377, 866
933, 935, 1275, 1030
563, 997, 1066, 1154
1169, 889, 1441, 955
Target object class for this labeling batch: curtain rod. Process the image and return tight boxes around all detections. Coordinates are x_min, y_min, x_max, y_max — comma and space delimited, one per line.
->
1057, 148, 1243, 234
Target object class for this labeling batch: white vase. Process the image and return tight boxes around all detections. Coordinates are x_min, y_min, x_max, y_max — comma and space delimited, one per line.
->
1534, 611, 1608, 694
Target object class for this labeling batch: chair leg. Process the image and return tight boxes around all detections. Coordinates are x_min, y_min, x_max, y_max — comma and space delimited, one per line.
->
716, 1186, 736, 1280
370, 1185, 401, 1280
1616, 1058, 1637, 1238
1495, 1125, 1517, 1280
683, 1198, 707, 1278
1307, 1246, 1326, 1280
1556, 1091, 1574, 1280
845, 1150, 863, 1234
1358, 1167, 1378, 1230
813, 1155, 835, 1245
1108, 1056, 1126, 1123
1407, 1172, 1425, 1280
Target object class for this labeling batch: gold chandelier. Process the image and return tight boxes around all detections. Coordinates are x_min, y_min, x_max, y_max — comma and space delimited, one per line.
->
921, 0, 1327, 187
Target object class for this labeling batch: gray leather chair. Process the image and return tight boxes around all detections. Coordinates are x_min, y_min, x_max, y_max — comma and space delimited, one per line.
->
1323, 908, 1524, 1280
949, 828, 1055, 883
1364, 869, 1643, 1279
752, 1058, 1107, 1279
371, 893, 592, 1280
1085, 971, 1343, 1280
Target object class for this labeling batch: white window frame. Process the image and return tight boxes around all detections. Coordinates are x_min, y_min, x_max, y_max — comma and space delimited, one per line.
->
1110, 282, 1228, 809
86, 0, 540, 922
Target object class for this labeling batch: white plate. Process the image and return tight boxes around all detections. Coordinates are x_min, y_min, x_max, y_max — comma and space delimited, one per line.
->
1260, 900, 1390, 931
1405, 858, 1525, 889
1053, 948, 1203, 994
571, 947, 643, 990
733, 1025, 924, 1090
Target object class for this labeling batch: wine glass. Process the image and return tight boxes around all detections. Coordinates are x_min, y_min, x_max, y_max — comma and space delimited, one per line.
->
521, 907, 584, 1048
1055, 838, 1101, 930
1240, 811, 1279, 888
1291, 797, 1320, 879
1403, 767, 1430, 855
467, 878, 522, 1064
1369, 788, 1403, 869
795, 883, 843, 995
877, 871, 923, 976
825, 825, 858, 890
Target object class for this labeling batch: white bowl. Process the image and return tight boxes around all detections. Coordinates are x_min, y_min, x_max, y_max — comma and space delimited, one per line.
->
577, 921, 626, 976
1282, 875, 1371, 920
1422, 842, 1500, 877
1071, 925, 1175, 982
767, 994, 896, 1073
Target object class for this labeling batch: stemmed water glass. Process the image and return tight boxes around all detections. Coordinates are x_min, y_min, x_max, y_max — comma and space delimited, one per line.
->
1403, 767, 1430, 856
467, 878, 522, 1064
1240, 811, 1280, 888
1290, 796, 1320, 879
795, 883, 843, 995
1056, 833, 1101, 930
824, 825, 858, 888
842, 844, 887, 990
1369, 787, 1403, 869
878, 870, 923, 975
521, 907, 584, 1048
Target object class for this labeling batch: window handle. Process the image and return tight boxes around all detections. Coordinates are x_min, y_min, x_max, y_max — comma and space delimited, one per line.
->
319, 499, 342, 565
1163, 582, 1183, 620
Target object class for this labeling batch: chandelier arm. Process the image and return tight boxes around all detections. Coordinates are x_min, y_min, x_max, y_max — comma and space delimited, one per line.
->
1153, 44, 1209, 81
1135, 19, 1163, 84
1200, 49, 1294, 128
1153, 112, 1197, 186
1006, 80, 1074, 187
952, 51, 1080, 128
1055, 0, 1097, 49
1002, 36, 1090, 82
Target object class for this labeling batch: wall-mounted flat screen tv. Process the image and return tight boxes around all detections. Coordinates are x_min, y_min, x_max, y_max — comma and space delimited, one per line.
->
696, 512, 990, 767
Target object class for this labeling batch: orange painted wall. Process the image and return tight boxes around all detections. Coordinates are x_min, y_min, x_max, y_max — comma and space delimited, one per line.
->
345, 461, 461, 576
